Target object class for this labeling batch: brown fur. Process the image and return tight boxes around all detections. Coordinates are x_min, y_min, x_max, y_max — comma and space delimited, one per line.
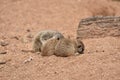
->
41, 39, 59, 56
41, 38, 84, 57
32, 30, 64, 52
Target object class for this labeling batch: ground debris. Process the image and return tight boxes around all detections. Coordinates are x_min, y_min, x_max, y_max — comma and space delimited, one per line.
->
23, 56, 33, 64
0, 51, 7, 54
21, 34, 33, 43
0, 61, 6, 64
21, 49, 35, 53
26, 29, 31, 32
11, 36, 19, 40
77, 16, 120, 39
0, 65, 4, 69
0, 40, 9, 46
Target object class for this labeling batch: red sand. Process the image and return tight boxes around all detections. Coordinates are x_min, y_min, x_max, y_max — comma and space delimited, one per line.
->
0, 0, 120, 80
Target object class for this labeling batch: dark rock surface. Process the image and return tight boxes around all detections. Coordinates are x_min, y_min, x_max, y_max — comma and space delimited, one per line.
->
77, 16, 120, 39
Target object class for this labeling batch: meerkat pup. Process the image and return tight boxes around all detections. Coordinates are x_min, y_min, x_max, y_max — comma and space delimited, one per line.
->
41, 38, 84, 57
41, 38, 59, 56
32, 30, 64, 52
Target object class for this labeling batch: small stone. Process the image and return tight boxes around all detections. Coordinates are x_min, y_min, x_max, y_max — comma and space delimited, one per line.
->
0, 40, 9, 46
21, 34, 33, 43
36, 52, 41, 54
0, 51, 7, 54
21, 49, 34, 53
26, 29, 31, 32
26, 34, 33, 38
12, 36, 19, 40
96, 50, 98, 52
23, 56, 33, 64
54, 71, 57, 74
0, 61, 6, 64
0, 65, 4, 69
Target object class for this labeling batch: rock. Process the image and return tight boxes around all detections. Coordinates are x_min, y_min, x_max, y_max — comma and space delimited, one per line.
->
77, 16, 120, 40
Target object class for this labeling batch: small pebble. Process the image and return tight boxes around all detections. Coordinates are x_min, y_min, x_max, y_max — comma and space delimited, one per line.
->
0, 51, 7, 54
21, 34, 33, 43
36, 52, 41, 54
96, 50, 98, 52
26, 29, 31, 32
21, 49, 34, 53
0, 40, 9, 46
0, 61, 6, 64
0, 65, 4, 69
23, 56, 33, 64
26, 34, 33, 38
54, 72, 57, 74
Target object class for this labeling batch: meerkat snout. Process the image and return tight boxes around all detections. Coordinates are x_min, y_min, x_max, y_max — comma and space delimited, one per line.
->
77, 40, 85, 54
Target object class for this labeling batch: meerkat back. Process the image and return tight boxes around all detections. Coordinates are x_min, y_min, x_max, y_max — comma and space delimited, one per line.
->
32, 30, 64, 52
54, 38, 77, 57
41, 39, 59, 56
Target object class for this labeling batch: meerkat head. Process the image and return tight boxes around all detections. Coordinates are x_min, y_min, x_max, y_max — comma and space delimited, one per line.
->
76, 40, 85, 54
40, 33, 53, 44
41, 33, 62, 45
53, 34, 64, 40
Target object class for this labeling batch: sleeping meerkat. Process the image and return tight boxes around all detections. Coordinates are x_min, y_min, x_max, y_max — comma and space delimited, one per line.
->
32, 30, 64, 52
41, 38, 59, 56
41, 38, 84, 57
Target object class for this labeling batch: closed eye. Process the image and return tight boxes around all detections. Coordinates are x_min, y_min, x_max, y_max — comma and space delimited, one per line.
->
57, 37, 60, 40
78, 45, 82, 48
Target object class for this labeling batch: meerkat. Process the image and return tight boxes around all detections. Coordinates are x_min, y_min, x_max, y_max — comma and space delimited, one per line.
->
76, 40, 85, 54
41, 38, 84, 57
32, 30, 64, 52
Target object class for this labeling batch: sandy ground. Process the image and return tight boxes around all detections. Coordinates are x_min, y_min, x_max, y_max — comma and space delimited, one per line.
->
0, 0, 120, 80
